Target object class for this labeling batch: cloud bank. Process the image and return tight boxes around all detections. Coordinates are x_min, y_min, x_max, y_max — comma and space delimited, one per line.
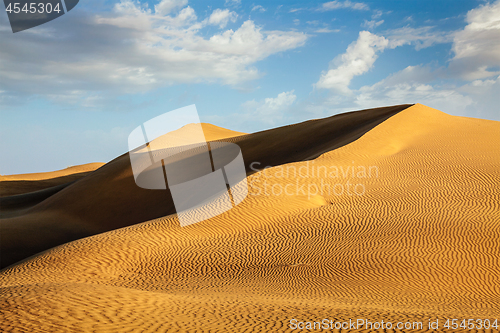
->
0, 0, 307, 102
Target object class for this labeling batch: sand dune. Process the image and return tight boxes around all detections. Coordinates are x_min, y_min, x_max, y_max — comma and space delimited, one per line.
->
1, 104, 499, 332
0, 163, 105, 197
0, 163, 105, 181
0, 105, 407, 269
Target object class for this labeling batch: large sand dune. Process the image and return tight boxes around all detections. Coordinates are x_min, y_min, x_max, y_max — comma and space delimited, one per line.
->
1, 104, 499, 332
0, 105, 407, 269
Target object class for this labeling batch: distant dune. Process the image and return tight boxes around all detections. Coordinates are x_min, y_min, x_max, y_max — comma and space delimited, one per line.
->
0, 163, 105, 182
0, 163, 105, 197
1, 104, 499, 332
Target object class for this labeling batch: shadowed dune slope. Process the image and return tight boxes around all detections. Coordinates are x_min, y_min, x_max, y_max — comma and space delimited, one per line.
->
0, 104, 499, 332
0, 105, 409, 269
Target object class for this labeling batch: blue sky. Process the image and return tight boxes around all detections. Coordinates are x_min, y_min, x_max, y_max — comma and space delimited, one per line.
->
1, 0, 499, 174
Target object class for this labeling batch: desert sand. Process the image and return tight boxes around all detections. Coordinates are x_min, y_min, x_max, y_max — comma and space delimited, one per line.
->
1, 104, 499, 332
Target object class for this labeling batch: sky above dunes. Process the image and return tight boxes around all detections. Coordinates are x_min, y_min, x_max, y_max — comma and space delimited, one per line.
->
1, 0, 500, 174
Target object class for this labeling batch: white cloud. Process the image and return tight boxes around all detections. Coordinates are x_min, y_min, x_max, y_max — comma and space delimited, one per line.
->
310, 1, 500, 122
371, 10, 383, 19
385, 26, 453, 50
102, 1, 197, 28
225, 0, 241, 6
0, 0, 307, 100
251, 5, 266, 12
354, 81, 473, 114
312, 50, 497, 122
206, 8, 238, 28
309, 69, 474, 120
154, 0, 188, 16
449, 0, 500, 80
319, 1, 369, 11
311, 30, 463, 114
457, 75, 500, 120
362, 19, 384, 29
339, 73, 500, 121
316, 31, 389, 92
315, 28, 340, 33
361, 9, 385, 29
380, 65, 441, 86
308, 20, 339, 33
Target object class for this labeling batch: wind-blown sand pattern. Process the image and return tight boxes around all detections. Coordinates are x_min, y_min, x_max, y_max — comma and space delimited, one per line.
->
1, 104, 499, 332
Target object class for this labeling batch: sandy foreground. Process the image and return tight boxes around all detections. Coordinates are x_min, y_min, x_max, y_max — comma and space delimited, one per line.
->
0, 104, 499, 332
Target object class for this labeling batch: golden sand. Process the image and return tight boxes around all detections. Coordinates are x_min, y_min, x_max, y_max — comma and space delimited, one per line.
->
1, 104, 499, 332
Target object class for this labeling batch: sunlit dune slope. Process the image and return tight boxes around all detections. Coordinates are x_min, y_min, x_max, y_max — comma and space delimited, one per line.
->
0, 104, 499, 332
0, 105, 408, 269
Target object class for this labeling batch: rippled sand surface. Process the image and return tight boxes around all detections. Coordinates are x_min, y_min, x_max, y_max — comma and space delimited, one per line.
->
1, 104, 499, 332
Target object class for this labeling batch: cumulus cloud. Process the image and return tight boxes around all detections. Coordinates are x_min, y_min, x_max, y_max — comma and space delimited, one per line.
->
319, 1, 369, 11
0, 0, 307, 102
206, 8, 238, 28
449, 0, 500, 80
315, 31, 389, 92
